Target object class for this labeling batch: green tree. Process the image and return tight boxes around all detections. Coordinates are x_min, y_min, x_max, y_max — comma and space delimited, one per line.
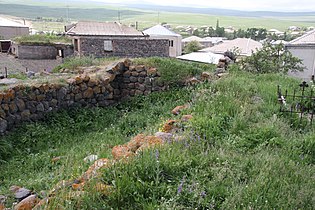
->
192, 29, 200, 36
215, 19, 225, 37
236, 28, 246, 38
241, 43, 304, 74
207, 27, 216, 37
184, 40, 202, 54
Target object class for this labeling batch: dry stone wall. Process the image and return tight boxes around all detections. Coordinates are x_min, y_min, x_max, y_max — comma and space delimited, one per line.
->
0, 59, 166, 134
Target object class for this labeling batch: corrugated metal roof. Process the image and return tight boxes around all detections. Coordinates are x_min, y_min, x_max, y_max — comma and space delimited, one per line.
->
143, 25, 181, 37
66, 21, 145, 36
0, 17, 28, 28
177, 52, 223, 64
289, 29, 315, 44
199, 38, 262, 56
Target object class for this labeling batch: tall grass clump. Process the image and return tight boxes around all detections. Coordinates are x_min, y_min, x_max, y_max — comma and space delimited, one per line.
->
52, 56, 120, 72
133, 57, 215, 86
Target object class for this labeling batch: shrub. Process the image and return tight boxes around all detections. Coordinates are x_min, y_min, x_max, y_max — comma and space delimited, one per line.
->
184, 40, 202, 54
240, 43, 304, 74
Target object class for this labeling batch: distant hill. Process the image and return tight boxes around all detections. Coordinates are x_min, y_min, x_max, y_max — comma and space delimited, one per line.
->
127, 4, 315, 18
0, 0, 314, 31
0, 3, 144, 21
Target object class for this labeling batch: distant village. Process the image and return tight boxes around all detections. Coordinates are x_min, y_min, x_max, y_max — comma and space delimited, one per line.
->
0, 16, 315, 81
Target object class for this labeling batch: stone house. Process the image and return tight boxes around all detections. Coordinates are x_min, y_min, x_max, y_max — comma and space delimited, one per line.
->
65, 21, 169, 58
286, 29, 315, 81
143, 25, 182, 57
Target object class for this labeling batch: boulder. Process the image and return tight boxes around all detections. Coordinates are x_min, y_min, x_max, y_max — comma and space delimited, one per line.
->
171, 105, 188, 115
9, 185, 21, 193
147, 67, 157, 76
201, 72, 212, 82
83, 88, 94, 99
14, 188, 31, 201
155, 132, 173, 142
0, 195, 6, 204
14, 195, 40, 210
162, 120, 177, 133
112, 145, 134, 160
185, 77, 200, 86
0, 118, 7, 133
81, 158, 112, 181
135, 65, 145, 73
136, 136, 163, 153
127, 134, 146, 152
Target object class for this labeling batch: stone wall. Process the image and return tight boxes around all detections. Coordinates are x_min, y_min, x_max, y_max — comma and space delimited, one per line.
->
12, 44, 57, 59
0, 60, 166, 134
11, 43, 74, 60
79, 38, 169, 58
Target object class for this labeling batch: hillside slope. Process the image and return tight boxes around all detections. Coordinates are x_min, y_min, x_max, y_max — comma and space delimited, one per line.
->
0, 59, 314, 209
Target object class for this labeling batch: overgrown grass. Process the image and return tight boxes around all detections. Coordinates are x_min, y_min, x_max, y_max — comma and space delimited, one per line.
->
52, 56, 121, 73
13, 34, 72, 45
133, 57, 215, 86
0, 62, 314, 209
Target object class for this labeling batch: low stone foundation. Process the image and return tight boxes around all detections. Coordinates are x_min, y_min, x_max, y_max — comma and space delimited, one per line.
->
0, 59, 166, 134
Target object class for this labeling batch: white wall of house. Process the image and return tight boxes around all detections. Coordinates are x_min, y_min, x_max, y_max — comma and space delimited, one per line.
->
149, 35, 182, 57
287, 45, 315, 81
0, 26, 29, 39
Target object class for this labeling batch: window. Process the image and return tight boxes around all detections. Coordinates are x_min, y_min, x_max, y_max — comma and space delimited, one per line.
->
169, 40, 174, 47
104, 40, 113, 51
74, 39, 78, 51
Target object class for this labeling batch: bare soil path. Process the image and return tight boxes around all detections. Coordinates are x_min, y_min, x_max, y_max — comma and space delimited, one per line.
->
0, 53, 62, 75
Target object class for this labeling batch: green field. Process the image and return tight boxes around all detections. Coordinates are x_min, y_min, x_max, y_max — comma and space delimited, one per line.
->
0, 0, 314, 31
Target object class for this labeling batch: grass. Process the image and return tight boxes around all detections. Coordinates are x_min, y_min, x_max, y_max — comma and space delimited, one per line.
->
13, 34, 72, 45
52, 56, 122, 73
0, 60, 314, 209
133, 57, 215, 86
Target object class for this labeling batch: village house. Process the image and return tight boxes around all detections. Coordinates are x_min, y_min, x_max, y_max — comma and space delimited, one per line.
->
66, 21, 169, 58
199, 38, 262, 57
0, 17, 29, 40
286, 29, 315, 81
143, 25, 182, 57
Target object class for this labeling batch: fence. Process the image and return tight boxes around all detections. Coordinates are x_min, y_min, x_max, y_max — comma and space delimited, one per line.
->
278, 81, 315, 126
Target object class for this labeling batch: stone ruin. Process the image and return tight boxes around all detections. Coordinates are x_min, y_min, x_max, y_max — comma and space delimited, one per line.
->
0, 59, 166, 134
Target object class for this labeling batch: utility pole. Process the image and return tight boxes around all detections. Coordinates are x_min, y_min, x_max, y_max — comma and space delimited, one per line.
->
158, 11, 160, 24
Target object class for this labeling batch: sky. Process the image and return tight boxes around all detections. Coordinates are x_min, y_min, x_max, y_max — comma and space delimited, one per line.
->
89, 0, 315, 12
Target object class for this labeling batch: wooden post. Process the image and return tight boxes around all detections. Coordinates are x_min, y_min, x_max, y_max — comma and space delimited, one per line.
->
4, 67, 7, 78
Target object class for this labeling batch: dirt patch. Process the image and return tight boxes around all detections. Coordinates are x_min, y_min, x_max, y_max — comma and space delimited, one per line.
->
0, 53, 62, 74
